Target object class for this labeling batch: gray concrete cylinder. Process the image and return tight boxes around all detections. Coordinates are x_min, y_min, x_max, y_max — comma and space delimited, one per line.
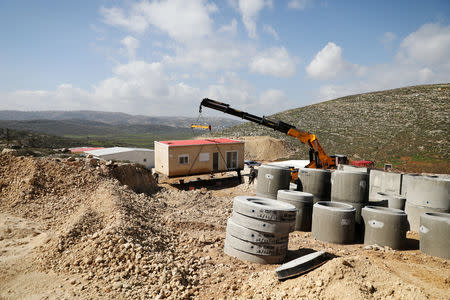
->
361, 206, 409, 250
277, 190, 314, 231
404, 176, 449, 232
419, 212, 450, 259
401, 174, 420, 196
298, 168, 331, 203
311, 201, 356, 244
256, 165, 291, 199
331, 170, 369, 227
376, 192, 406, 210
331, 170, 369, 204
405, 201, 448, 232
405, 176, 449, 210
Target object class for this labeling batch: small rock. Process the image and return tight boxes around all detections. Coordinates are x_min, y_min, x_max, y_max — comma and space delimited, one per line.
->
113, 282, 123, 290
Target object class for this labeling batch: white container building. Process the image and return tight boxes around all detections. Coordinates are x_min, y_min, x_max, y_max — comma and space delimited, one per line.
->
85, 147, 154, 169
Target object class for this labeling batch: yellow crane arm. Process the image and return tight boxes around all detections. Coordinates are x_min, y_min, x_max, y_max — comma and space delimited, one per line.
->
190, 124, 211, 131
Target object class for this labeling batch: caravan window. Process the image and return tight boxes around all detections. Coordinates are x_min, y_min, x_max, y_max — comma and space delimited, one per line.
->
178, 154, 189, 165
226, 151, 238, 169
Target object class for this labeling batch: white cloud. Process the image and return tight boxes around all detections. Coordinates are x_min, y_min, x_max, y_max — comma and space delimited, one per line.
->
1, 84, 92, 111
218, 19, 238, 35
258, 89, 294, 112
136, 0, 216, 42
101, 0, 217, 42
250, 47, 297, 77
381, 32, 397, 49
397, 23, 450, 68
288, 0, 309, 10
206, 72, 255, 107
306, 42, 366, 80
237, 0, 272, 39
317, 24, 450, 100
100, 6, 149, 33
120, 36, 139, 60
2, 61, 202, 116
263, 24, 279, 40
163, 38, 255, 71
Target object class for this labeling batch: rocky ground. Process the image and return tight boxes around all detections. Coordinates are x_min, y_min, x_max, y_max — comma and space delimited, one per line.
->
0, 153, 449, 299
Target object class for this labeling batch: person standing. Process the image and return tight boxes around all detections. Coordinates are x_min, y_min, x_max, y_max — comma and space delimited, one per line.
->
248, 166, 257, 185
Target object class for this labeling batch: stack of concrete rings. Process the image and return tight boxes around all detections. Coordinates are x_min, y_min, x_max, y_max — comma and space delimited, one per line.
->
419, 212, 450, 259
361, 206, 409, 249
224, 196, 297, 264
311, 201, 356, 244
277, 190, 314, 231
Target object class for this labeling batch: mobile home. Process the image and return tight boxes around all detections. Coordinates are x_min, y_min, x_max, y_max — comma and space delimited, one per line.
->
154, 138, 244, 177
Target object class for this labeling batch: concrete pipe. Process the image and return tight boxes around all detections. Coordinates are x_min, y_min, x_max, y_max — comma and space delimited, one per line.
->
256, 165, 292, 199
388, 195, 407, 210
277, 190, 314, 231
339, 201, 365, 225
361, 206, 409, 250
375, 192, 406, 210
275, 250, 327, 280
419, 212, 450, 259
226, 218, 289, 244
232, 195, 297, 222
331, 170, 369, 204
311, 201, 356, 244
405, 202, 448, 232
225, 233, 287, 256
298, 168, 331, 203
224, 241, 285, 264
368, 200, 389, 207
401, 174, 420, 196
231, 212, 295, 234
405, 176, 450, 210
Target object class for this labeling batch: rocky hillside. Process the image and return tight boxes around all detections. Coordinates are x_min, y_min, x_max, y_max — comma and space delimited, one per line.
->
214, 84, 449, 172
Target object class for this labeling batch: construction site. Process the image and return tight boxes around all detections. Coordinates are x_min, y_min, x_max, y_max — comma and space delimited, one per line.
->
0, 97, 449, 300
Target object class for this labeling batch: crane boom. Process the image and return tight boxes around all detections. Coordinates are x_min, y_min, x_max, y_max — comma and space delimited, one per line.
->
199, 98, 336, 169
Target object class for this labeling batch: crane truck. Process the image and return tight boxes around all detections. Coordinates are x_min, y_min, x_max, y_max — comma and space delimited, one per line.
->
199, 98, 348, 169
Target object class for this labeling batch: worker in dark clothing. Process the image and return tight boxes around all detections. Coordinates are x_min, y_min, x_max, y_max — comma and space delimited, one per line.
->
153, 172, 159, 183
248, 166, 257, 185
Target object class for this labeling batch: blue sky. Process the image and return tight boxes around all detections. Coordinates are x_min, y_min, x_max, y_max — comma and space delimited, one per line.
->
1, 0, 449, 116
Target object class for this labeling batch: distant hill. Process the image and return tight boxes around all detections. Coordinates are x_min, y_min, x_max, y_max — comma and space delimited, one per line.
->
0, 127, 87, 150
0, 119, 194, 136
0, 110, 242, 149
211, 84, 450, 173
0, 110, 241, 130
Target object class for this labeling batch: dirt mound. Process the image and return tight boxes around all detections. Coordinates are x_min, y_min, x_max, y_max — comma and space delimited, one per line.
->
241, 255, 428, 299
240, 136, 295, 161
0, 154, 202, 298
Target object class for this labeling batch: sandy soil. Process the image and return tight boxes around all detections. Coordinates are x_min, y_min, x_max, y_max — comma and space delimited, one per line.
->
0, 153, 448, 299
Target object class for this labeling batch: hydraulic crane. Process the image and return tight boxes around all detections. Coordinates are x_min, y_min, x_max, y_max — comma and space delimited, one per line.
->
199, 98, 341, 169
